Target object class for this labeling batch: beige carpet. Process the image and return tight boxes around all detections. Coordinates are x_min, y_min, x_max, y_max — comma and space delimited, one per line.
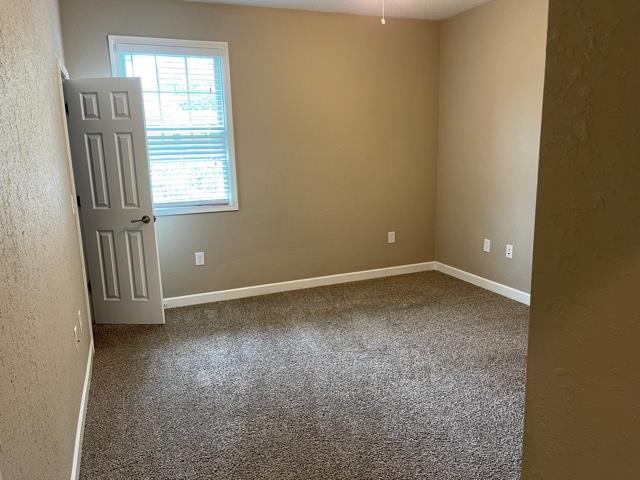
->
80, 271, 529, 479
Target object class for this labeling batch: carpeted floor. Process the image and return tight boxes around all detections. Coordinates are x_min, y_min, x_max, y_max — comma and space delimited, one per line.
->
80, 271, 529, 480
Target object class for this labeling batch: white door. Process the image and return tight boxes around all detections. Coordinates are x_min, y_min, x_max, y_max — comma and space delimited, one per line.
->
64, 77, 165, 325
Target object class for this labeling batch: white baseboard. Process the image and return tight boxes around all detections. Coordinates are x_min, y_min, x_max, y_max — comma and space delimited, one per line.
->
70, 339, 94, 480
163, 261, 437, 308
434, 262, 531, 305
163, 260, 530, 309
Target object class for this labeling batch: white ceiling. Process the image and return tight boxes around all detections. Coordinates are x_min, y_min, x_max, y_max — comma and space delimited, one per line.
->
187, 0, 493, 21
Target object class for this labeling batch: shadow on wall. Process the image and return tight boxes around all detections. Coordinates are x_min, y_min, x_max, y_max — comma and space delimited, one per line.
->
522, 0, 640, 477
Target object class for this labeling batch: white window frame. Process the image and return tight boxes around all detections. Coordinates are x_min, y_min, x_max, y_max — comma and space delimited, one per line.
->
108, 35, 239, 216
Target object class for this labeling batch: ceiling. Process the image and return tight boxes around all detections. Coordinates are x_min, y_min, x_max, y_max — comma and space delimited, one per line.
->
186, 0, 493, 21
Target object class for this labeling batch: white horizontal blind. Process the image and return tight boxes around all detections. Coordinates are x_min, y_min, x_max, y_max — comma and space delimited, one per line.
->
116, 49, 233, 208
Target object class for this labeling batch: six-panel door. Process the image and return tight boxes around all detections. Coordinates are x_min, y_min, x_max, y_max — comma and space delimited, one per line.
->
64, 77, 165, 324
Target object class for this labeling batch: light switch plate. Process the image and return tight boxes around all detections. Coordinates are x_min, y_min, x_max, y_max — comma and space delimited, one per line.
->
195, 252, 205, 266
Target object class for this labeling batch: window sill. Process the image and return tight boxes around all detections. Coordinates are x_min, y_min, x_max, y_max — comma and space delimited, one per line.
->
154, 203, 239, 216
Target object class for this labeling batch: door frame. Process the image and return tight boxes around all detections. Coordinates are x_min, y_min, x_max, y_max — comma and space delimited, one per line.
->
55, 56, 95, 339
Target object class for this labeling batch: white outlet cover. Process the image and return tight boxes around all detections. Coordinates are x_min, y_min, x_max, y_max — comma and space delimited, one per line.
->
388, 232, 396, 244
506, 244, 514, 259
73, 325, 79, 350
483, 239, 491, 252
195, 252, 205, 266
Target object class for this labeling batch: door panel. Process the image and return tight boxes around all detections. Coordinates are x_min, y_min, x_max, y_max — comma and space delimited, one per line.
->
125, 230, 149, 300
115, 133, 140, 208
85, 133, 110, 208
97, 230, 120, 300
65, 77, 164, 324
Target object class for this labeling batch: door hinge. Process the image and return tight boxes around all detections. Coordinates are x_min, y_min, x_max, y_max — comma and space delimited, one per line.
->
65, 102, 69, 116
76, 195, 81, 208
87, 281, 92, 293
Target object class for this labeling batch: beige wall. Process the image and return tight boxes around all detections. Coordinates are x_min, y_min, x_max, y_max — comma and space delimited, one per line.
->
59, 0, 441, 297
436, 0, 548, 293
522, 0, 640, 477
0, 1, 93, 479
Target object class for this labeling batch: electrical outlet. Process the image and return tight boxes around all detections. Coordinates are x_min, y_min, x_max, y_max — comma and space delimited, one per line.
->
195, 251, 205, 266
388, 232, 396, 244
73, 325, 80, 351
483, 239, 491, 253
506, 244, 514, 259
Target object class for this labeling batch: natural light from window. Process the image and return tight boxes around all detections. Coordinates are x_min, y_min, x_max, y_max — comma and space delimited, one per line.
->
110, 37, 238, 214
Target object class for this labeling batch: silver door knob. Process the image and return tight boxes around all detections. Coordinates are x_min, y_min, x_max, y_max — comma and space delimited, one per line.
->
131, 215, 151, 224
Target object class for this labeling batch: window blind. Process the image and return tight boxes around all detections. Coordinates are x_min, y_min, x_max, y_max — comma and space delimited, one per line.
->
117, 51, 233, 208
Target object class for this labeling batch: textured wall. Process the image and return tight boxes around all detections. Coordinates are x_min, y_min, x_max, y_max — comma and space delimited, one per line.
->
59, 0, 440, 297
0, 1, 92, 479
436, 0, 548, 293
522, 0, 640, 478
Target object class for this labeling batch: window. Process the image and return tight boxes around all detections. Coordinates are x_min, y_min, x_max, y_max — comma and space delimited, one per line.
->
108, 36, 238, 215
